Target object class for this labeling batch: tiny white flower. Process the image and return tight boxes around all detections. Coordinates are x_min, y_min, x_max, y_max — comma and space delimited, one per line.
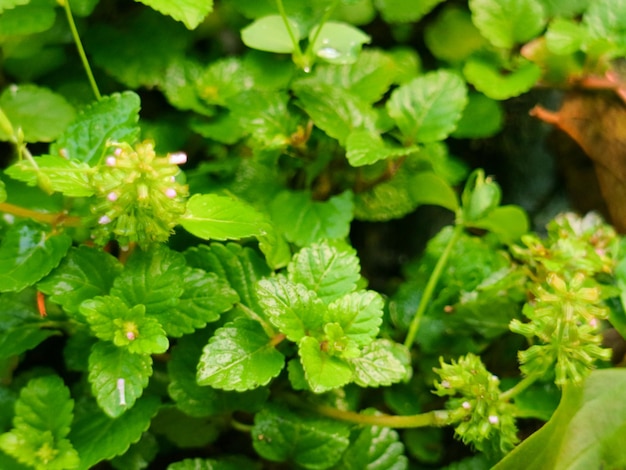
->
107, 192, 118, 202
114, 147, 123, 156
488, 415, 499, 425
99, 215, 111, 225
105, 156, 117, 167
462, 401, 471, 410
168, 152, 187, 165
165, 188, 177, 198
126, 331, 136, 340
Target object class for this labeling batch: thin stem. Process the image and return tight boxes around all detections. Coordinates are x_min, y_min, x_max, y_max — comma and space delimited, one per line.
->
276, 0, 304, 65
231, 418, 253, 433
404, 223, 464, 349
0, 202, 83, 227
499, 374, 540, 402
61, 0, 101, 101
304, 0, 340, 58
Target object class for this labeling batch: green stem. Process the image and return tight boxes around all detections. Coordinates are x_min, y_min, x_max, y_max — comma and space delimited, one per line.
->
404, 223, 464, 349
304, 0, 340, 58
61, 0, 101, 101
499, 374, 540, 402
0, 202, 83, 227
275, 0, 304, 66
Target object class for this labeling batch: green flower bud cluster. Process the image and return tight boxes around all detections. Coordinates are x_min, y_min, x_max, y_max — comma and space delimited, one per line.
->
510, 272, 611, 385
89, 141, 189, 247
433, 353, 519, 457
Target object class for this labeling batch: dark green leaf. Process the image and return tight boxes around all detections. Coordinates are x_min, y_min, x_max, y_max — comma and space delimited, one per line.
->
241, 15, 301, 53
88, 341, 153, 418
0, 0, 56, 36
0, 223, 71, 293
167, 456, 261, 470
299, 336, 354, 393
374, 0, 444, 23
252, 403, 351, 469
197, 318, 285, 391
151, 406, 219, 448
0, 325, 59, 360
134, 0, 213, 29
50, 91, 141, 165
110, 432, 158, 470
452, 92, 504, 138
161, 58, 215, 115
195, 57, 256, 107
425, 6, 487, 63
408, 172, 460, 212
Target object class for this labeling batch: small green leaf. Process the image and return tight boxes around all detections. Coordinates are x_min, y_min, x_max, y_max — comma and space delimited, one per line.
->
5, 155, 94, 197
493, 369, 626, 470
350, 339, 411, 387
468, 205, 530, 243
197, 318, 285, 391
326, 291, 384, 345
0, 0, 30, 14
546, 18, 587, 55
0, 85, 75, 143
408, 172, 460, 212
38, 246, 123, 315
309, 21, 371, 65
463, 57, 542, 101
70, 396, 160, 470
257, 276, 326, 341
167, 457, 260, 470
346, 129, 419, 167
252, 403, 351, 469
134, 0, 213, 29
425, 6, 487, 63
269, 190, 354, 246
0, 223, 71, 293
196, 57, 255, 107
387, 70, 467, 144
110, 432, 158, 470
583, 0, 626, 46
151, 406, 219, 449
0, 375, 79, 470
469, 0, 546, 48
452, 92, 504, 138
162, 58, 214, 114
181, 193, 267, 241
51, 91, 140, 165
288, 241, 361, 304
241, 15, 301, 53
374, 0, 445, 23
88, 341, 153, 418
299, 336, 354, 393
80, 296, 169, 354
0, 0, 56, 37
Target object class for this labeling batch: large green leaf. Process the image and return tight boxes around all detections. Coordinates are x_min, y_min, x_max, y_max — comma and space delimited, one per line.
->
134, 0, 213, 29
309, 21, 371, 65
0, 325, 59, 360
252, 402, 351, 469
493, 369, 626, 469
50, 91, 140, 165
0, 0, 56, 36
241, 15, 301, 53
196, 318, 285, 391
425, 6, 487, 63
374, 0, 444, 23
299, 336, 354, 393
0, 85, 75, 143
583, 0, 626, 46
387, 70, 467, 144
408, 172, 460, 212
0, 223, 71, 293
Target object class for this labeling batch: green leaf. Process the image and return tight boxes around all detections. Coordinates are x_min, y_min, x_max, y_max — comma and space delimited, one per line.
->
0, 223, 71, 293
425, 6, 487, 63
350, 339, 410, 387
408, 172, 460, 212
269, 190, 354, 246
374, 0, 445, 23
257, 276, 326, 341
181, 193, 267, 241
309, 21, 371, 65
546, 18, 587, 55
469, 0, 547, 48
463, 57, 542, 101
0, 179, 6, 203
0, 0, 29, 14
70, 396, 160, 470
346, 129, 419, 167
292, 79, 377, 145
110, 245, 186, 314
38, 246, 123, 315
493, 369, 626, 470
167, 456, 261, 470
88, 341, 153, 418
0, 375, 79, 470
162, 58, 214, 115
325, 291, 384, 345
80, 297, 169, 354
134, 0, 213, 29
541, 0, 589, 17
387, 70, 467, 144
252, 402, 351, 469
0, 0, 56, 36
468, 205, 530, 243
299, 336, 354, 393
0, 85, 75, 143
288, 241, 361, 304
336, 419, 408, 470
0, 325, 59, 360
196, 57, 256, 107
583, 0, 626, 47
151, 406, 219, 448
5, 155, 94, 197
110, 432, 158, 470
51, 91, 140, 165
197, 318, 285, 391
452, 92, 504, 138
241, 15, 301, 53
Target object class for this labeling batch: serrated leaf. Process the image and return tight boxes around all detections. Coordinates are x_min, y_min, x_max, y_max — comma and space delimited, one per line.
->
181, 193, 266, 240
167, 456, 261, 470
336, 419, 408, 470
241, 15, 301, 53
463, 57, 542, 100
425, 6, 487, 63
0, 85, 75, 143
387, 70, 467, 144
374, 0, 444, 23
0, 375, 79, 470
346, 129, 419, 167
70, 396, 160, 470
5, 155, 93, 197
269, 190, 354, 246
452, 92, 504, 138
51, 91, 140, 165
493, 369, 626, 470
325, 291, 384, 345
196, 57, 255, 107
197, 318, 284, 391
162, 58, 215, 115
288, 241, 361, 304
351, 340, 410, 387
88, 341, 153, 418
299, 336, 354, 393
0, 0, 56, 37
252, 402, 351, 469
0, 223, 71, 293
292, 79, 377, 145
310, 21, 370, 65
38, 246, 122, 315
80, 297, 169, 354
110, 432, 158, 470
257, 276, 326, 341
134, 0, 213, 29
408, 172, 460, 212
469, 0, 546, 49
111, 245, 186, 314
